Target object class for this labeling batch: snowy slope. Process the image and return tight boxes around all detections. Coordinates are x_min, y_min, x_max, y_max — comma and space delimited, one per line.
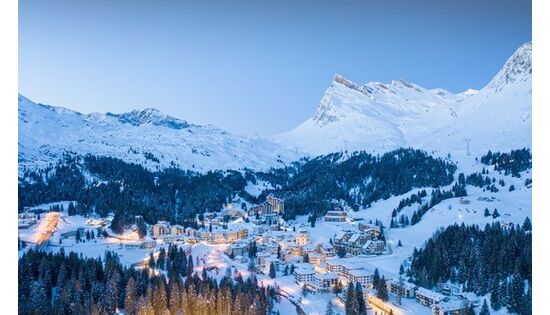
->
277, 42, 531, 157
18, 95, 301, 172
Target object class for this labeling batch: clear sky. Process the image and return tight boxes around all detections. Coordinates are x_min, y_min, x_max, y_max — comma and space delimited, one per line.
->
19, 0, 532, 136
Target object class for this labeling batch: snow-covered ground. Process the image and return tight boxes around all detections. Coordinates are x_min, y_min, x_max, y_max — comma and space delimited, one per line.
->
18, 94, 302, 173
18, 146, 531, 315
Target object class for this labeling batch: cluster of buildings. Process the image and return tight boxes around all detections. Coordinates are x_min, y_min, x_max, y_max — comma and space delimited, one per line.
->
384, 279, 478, 315
151, 220, 249, 244
333, 223, 385, 256
293, 257, 375, 294
18, 212, 38, 229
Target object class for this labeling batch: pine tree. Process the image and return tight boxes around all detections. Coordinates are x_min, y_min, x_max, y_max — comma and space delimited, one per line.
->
490, 280, 501, 310
157, 247, 166, 270
377, 276, 389, 301
522, 217, 532, 231
125, 277, 137, 315
153, 278, 168, 314
355, 282, 366, 315
345, 282, 357, 315
484, 208, 491, 217
479, 299, 490, 315
148, 253, 155, 269
325, 300, 335, 315
269, 262, 276, 278
509, 271, 524, 313
373, 268, 380, 290
333, 280, 342, 294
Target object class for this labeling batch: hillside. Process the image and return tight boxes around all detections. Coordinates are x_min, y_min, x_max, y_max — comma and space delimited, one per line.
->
18, 95, 301, 172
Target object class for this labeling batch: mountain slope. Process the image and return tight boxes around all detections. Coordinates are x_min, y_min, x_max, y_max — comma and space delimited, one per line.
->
277, 42, 532, 157
18, 95, 301, 172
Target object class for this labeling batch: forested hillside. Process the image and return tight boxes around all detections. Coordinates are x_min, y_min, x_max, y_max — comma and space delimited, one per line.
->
19, 148, 457, 230
19, 248, 276, 315
408, 222, 532, 315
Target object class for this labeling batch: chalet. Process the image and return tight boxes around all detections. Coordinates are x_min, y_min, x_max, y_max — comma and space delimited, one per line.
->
252, 194, 285, 216
170, 224, 185, 236
431, 299, 469, 315
308, 252, 324, 265
317, 243, 335, 258
312, 272, 339, 291
152, 221, 170, 237
333, 230, 384, 256
438, 283, 460, 296
294, 264, 315, 284
362, 240, 386, 255
324, 210, 347, 222
386, 278, 418, 298
458, 292, 480, 307
227, 242, 249, 257
345, 269, 373, 288
295, 229, 310, 246
416, 287, 446, 307
18, 212, 38, 229
358, 223, 382, 237
325, 259, 345, 273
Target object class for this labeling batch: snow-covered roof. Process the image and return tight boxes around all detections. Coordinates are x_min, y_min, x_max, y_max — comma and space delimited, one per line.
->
432, 299, 468, 311
459, 292, 479, 302
294, 264, 315, 274
416, 287, 446, 301
314, 272, 338, 280
387, 278, 417, 290
348, 233, 361, 243
334, 231, 347, 240
347, 268, 372, 277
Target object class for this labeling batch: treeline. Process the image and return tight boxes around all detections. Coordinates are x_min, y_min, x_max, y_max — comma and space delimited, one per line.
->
18, 248, 275, 315
390, 190, 427, 227
410, 181, 467, 225
19, 148, 457, 227
19, 155, 256, 232
408, 221, 532, 315
481, 148, 531, 177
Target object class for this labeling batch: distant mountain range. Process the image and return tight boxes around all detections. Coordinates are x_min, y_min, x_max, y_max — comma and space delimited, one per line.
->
19, 42, 531, 172
277, 41, 532, 157
18, 95, 300, 172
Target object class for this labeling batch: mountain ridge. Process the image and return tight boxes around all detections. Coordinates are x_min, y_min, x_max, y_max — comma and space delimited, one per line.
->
18, 95, 301, 172
277, 41, 532, 157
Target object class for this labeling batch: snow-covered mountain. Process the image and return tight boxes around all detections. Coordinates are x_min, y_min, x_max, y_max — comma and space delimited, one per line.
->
277, 42, 532, 157
18, 96, 301, 172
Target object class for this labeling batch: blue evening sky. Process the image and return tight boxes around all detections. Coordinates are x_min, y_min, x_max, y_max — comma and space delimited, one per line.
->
19, 0, 531, 136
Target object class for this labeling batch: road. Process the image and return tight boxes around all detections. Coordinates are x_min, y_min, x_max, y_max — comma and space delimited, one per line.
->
33, 212, 60, 245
